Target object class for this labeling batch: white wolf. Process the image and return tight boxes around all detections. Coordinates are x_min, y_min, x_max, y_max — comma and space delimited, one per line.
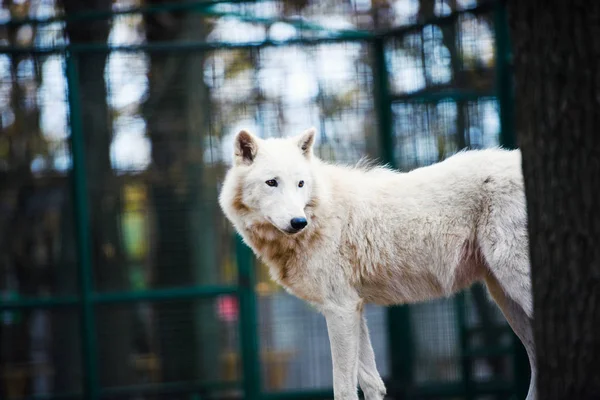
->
218, 128, 536, 400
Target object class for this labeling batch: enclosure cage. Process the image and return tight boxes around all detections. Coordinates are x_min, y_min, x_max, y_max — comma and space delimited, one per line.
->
0, 0, 529, 399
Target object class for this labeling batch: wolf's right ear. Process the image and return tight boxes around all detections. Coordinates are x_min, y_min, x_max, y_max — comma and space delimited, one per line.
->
234, 130, 259, 166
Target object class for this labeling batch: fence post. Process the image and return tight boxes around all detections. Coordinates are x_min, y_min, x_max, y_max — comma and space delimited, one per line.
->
236, 235, 262, 399
495, 0, 517, 150
66, 52, 100, 400
494, 2, 530, 398
373, 38, 395, 168
456, 292, 474, 399
373, 37, 414, 395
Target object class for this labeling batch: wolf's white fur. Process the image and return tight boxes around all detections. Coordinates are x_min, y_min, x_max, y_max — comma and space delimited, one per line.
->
219, 128, 536, 400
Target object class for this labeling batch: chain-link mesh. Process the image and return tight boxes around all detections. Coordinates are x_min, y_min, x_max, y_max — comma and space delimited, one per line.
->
0, 1, 523, 399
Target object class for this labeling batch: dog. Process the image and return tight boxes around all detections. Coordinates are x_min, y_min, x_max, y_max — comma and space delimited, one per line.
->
218, 128, 536, 400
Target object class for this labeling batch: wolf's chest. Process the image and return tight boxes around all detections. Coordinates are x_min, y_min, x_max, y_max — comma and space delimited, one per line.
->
261, 256, 322, 304
244, 231, 323, 304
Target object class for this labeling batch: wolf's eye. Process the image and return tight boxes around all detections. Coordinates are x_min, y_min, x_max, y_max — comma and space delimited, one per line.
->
265, 179, 278, 187
298, 180, 304, 188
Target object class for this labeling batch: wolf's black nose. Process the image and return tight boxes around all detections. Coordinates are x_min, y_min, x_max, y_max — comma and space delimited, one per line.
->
290, 217, 308, 231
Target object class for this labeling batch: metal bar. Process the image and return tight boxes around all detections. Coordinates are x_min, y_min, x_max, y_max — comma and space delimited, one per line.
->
262, 390, 333, 400
0, 287, 240, 309
465, 325, 513, 336
0, 2, 496, 56
0, 0, 493, 35
455, 292, 473, 400
0, 296, 79, 310
0, 0, 259, 28
99, 380, 240, 396
0, 1, 497, 55
381, 1, 496, 39
462, 345, 515, 358
373, 35, 414, 395
495, 1, 516, 150
493, 2, 529, 397
92, 285, 238, 304
512, 338, 531, 396
390, 90, 495, 104
236, 235, 262, 400
0, 34, 374, 55
405, 380, 514, 398
373, 38, 395, 167
66, 52, 100, 400
1, 0, 370, 38
11, 394, 81, 400
203, 7, 370, 38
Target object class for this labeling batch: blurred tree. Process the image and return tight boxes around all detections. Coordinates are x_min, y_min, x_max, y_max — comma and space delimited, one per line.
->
509, 1, 600, 398
0, 4, 33, 397
143, 0, 216, 387
58, 0, 134, 392
0, 1, 52, 397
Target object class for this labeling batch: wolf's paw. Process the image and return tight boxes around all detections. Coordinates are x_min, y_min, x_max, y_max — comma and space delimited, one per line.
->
333, 389, 359, 400
361, 379, 386, 400
363, 388, 386, 400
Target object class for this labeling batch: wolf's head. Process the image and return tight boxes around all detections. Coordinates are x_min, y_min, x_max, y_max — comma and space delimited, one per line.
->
219, 128, 318, 235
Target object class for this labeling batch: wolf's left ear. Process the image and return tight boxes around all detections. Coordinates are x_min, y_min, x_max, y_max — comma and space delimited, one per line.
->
297, 127, 316, 158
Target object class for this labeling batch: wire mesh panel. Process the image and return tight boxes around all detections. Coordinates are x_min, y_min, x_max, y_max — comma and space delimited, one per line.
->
386, 13, 495, 96
0, 52, 76, 298
385, 3, 519, 399
95, 299, 240, 390
205, 42, 379, 162
256, 294, 390, 393
0, 51, 82, 399
0, 1, 524, 399
392, 98, 500, 169
205, 39, 390, 394
411, 299, 462, 385
461, 286, 514, 385
75, 49, 238, 293
0, 308, 82, 399
64, 46, 243, 399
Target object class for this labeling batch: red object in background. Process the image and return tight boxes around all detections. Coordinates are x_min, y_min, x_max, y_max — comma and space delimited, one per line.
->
216, 295, 239, 322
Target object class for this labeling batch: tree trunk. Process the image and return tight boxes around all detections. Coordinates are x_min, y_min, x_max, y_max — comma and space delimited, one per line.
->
0, 17, 36, 397
144, 3, 216, 388
508, 1, 600, 398
59, 0, 133, 391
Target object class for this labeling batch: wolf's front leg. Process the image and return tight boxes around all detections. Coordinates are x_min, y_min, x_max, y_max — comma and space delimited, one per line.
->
323, 304, 361, 400
358, 313, 386, 400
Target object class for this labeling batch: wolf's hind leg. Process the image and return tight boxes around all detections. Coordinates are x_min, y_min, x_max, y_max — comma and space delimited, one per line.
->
485, 275, 536, 400
479, 234, 533, 318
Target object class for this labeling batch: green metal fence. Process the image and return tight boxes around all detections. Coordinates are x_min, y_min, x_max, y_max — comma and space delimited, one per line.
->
0, 1, 528, 399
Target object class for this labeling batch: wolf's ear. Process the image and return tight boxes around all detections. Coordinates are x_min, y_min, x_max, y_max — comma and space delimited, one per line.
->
234, 130, 259, 166
297, 127, 316, 158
